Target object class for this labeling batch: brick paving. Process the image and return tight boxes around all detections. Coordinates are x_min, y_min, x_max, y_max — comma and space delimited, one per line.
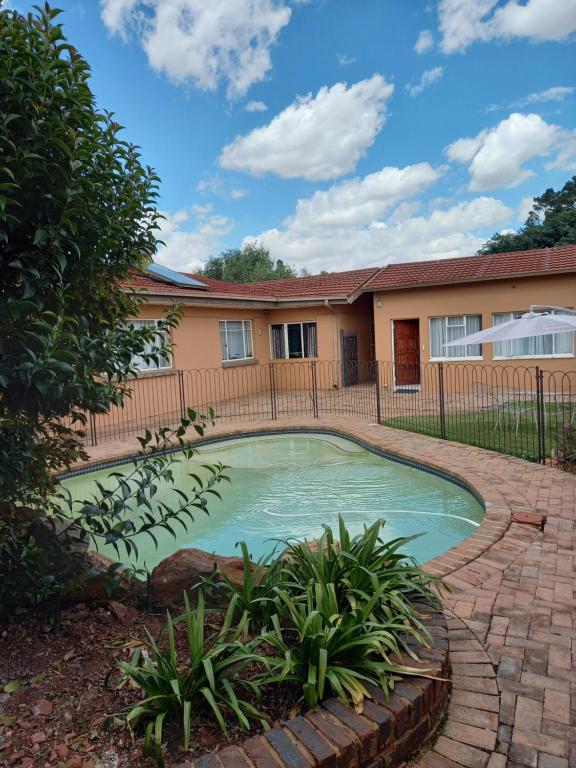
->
81, 417, 576, 768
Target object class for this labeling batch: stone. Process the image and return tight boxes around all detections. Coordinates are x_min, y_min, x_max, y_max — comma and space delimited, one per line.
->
150, 547, 250, 606
32, 699, 53, 717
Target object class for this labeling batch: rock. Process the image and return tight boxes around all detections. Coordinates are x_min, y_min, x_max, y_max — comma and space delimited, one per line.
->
107, 601, 128, 621
33, 699, 53, 717
81, 552, 144, 603
150, 548, 250, 607
54, 744, 70, 760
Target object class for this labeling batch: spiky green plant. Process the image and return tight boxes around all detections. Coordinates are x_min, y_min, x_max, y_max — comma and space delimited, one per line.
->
119, 593, 270, 767
275, 517, 442, 637
260, 581, 434, 711
212, 541, 281, 634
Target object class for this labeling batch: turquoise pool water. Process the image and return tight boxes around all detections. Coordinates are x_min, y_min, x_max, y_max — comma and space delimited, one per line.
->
60, 433, 484, 570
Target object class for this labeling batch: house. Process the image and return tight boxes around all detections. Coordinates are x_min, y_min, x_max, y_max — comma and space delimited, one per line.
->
127, 244, 576, 391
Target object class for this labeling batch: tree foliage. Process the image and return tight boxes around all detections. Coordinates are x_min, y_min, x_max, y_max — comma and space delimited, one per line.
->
199, 242, 297, 283
0, 4, 177, 505
479, 176, 576, 254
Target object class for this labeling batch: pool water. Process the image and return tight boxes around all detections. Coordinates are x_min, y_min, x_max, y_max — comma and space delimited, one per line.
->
60, 433, 484, 570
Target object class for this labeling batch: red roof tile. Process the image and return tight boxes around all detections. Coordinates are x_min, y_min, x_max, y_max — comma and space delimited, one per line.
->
365, 244, 576, 291
126, 267, 380, 300
236, 268, 380, 298
125, 245, 576, 302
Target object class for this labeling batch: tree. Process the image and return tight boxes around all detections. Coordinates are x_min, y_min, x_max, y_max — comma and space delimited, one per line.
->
479, 176, 576, 254
0, 4, 179, 502
200, 242, 297, 282
0, 6, 227, 613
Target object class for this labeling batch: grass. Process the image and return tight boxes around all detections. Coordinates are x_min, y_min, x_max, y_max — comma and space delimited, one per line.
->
382, 402, 574, 461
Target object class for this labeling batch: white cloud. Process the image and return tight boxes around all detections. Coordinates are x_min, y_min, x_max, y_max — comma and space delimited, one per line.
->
414, 30, 434, 53
439, 0, 576, 54
196, 173, 248, 201
219, 74, 394, 181
513, 86, 575, 107
285, 163, 442, 234
155, 206, 234, 271
248, 197, 511, 272
445, 113, 560, 191
406, 66, 444, 97
100, 0, 292, 99
242, 161, 511, 272
245, 100, 268, 112
517, 196, 535, 222
337, 53, 357, 66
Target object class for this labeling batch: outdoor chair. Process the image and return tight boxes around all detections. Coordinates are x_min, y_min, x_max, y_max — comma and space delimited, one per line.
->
469, 382, 539, 435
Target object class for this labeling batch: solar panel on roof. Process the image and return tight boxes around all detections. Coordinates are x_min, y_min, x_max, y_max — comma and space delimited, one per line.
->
146, 262, 208, 289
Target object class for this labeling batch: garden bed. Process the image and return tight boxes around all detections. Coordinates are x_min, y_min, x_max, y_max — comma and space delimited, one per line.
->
0, 601, 448, 768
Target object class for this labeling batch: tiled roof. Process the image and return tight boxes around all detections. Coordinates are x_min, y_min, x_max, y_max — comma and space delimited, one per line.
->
236, 268, 381, 298
365, 245, 576, 291
126, 245, 576, 303
126, 267, 380, 300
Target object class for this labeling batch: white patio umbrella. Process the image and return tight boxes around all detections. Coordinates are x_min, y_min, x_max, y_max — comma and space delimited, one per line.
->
444, 311, 576, 348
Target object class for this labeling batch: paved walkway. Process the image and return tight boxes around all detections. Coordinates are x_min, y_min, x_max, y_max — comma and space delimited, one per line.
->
81, 417, 576, 768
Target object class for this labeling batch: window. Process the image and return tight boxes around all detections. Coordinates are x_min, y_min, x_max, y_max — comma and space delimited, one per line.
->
270, 322, 318, 359
127, 319, 172, 371
429, 315, 482, 360
493, 310, 574, 359
219, 320, 254, 362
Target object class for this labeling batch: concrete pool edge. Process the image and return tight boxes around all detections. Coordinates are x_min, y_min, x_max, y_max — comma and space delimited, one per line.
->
65, 422, 502, 577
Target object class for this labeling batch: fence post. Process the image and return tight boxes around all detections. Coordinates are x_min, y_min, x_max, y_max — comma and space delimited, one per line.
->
310, 361, 319, 418
269, 363, 277, 420
535, 366, 546, 464
89, 411, 98, 447
437, 362, 446, 440
177, 369, 186, 419
373, 361, 382, 423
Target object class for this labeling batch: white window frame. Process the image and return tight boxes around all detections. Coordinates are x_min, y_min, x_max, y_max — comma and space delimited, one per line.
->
429, 314, 483, 362
492, 310, 575, 360
219, 319, 254, 362
127, 319, 172, 372
269, 321, 318, 360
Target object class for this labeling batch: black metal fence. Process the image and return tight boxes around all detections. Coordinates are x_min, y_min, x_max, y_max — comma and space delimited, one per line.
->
82, 360, 576, 467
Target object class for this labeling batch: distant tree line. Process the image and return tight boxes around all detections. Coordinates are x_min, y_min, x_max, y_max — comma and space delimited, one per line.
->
480, 176, 576, 254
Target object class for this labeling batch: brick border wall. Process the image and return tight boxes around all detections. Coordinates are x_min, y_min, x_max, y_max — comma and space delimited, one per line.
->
185, 606, 450, 768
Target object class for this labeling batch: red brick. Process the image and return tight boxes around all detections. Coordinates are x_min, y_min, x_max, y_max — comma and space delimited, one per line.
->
434, 736, 490, 768
305, 710, 359, 768
265, 729, 314, 768
284, 717, 338, 768
448, 704, 498, 730
321, 699, 377, 764
443, 721, 497, 751
244, 736, 284, 768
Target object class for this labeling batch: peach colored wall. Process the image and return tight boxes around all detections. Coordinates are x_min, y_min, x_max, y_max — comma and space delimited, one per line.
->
373, 273, 576, 375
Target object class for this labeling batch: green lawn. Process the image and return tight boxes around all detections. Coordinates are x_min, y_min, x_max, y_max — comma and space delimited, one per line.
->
382, 402, 574, 462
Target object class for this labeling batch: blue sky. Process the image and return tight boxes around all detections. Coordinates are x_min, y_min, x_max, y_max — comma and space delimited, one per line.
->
11, 0, 576, 273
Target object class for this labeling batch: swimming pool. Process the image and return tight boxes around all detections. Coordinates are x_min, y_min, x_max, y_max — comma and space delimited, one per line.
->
60, 432, 484, 570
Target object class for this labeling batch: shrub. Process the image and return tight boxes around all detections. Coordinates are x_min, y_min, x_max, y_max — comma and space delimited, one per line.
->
261, 581, 433, 711
275, 517, 441, 639
210, 541, 281, 635
556, 421, 576, 470
119, 592, 271, 767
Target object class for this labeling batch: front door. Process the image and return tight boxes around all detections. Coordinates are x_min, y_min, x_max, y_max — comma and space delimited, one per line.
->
393, 319, 421, 386
341, 330, 359, 386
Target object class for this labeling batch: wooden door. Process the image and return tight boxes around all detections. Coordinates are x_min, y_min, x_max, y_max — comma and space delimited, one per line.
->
393, 320, 420, 386
341, 330, 358, 387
